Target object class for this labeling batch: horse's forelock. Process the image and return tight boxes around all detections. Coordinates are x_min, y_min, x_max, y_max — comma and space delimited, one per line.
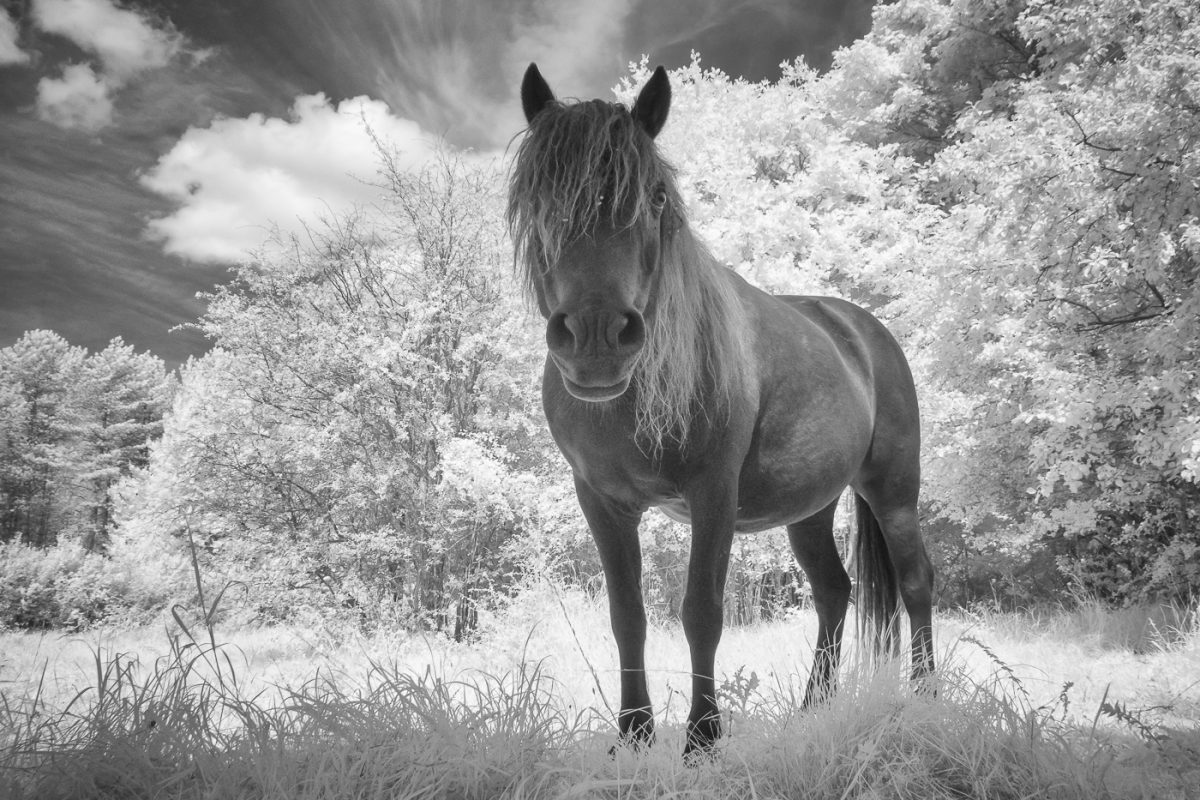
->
508, 100, 664, 286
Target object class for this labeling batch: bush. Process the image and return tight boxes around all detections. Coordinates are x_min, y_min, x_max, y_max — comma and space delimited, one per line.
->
0, 541, 66, 628
1057, 484, 1200, 605
0, 541, 179, 630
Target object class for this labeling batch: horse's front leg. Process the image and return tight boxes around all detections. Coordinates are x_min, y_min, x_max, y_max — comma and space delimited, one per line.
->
680, 478, 738, 757
573, 475, 654, 747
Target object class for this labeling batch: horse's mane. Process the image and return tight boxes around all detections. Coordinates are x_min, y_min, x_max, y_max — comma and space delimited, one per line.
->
507, 97, 748, 451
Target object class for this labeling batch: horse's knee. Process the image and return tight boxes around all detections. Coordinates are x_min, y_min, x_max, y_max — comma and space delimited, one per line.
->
897, 552, 934, 612
680, 591, 723, 649
814, 569, 852, 605
681, 591, 721, 625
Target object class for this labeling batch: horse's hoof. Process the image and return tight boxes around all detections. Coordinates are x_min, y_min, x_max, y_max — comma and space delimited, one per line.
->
682, 715, 721, 762
913, 672, 939, 699
682, 739, 718, 765
608, 725, 654, 758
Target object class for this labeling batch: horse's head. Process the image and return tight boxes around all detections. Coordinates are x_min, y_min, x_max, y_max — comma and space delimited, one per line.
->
511, 64, 674, 403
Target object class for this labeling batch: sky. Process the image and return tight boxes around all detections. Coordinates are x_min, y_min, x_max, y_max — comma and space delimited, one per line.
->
0, 0, 873, 369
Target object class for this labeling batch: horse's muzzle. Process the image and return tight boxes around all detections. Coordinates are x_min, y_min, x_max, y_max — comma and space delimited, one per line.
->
546, 308, 644, 402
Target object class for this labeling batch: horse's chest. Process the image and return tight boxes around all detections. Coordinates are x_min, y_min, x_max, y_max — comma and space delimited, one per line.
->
551, 424, 675, 503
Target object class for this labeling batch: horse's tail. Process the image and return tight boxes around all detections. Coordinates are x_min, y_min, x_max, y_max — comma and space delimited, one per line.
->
854, 493, 900, 658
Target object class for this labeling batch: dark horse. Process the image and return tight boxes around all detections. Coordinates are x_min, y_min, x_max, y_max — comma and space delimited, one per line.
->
508, 64, 934, 756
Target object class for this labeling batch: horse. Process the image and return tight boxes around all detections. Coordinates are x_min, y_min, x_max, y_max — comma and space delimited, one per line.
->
508, 63, 935, 756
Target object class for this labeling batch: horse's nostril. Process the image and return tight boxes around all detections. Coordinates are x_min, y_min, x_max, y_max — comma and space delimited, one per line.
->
617, 312, 645, 349
547, 312, 574, 352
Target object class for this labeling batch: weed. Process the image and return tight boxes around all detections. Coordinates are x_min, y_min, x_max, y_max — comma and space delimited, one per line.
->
1094, 685, 1168, 745
717, 665, 761, 715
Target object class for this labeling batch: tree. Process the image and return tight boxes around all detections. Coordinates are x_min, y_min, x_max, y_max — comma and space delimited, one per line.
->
0, 331, 174, 551
619, 0, 1200, 604
70, 339, 174, 552
0, 330, 85, 547
117, 153, 566, 631
816, 0, 1037, 160
823, 0, 1200, 601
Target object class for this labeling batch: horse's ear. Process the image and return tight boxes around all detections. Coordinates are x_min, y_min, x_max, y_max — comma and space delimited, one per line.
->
631, 66, 670, 139
521, 63, 556, 124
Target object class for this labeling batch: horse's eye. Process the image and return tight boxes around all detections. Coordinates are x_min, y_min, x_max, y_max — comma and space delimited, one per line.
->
651, 186, 668, 211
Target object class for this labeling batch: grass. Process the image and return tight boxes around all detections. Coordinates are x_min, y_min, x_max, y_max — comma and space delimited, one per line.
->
1, 585, 1199, 799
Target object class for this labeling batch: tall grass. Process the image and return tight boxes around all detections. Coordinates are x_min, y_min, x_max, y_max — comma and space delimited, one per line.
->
959, 593, 1199, 654
3, 591, 1197, 798
1, 648, 582, 798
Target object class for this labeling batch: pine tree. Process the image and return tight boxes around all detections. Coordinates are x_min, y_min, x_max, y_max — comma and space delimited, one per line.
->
0, 330, 85, 547
70, 339, 174, 552
0, 332, 173, 550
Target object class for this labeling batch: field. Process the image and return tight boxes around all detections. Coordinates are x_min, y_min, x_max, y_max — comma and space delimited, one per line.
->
2, 584, 1199, 799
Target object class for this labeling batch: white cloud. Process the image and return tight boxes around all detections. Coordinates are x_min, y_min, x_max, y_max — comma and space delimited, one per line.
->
35, 63, 114, 131
33, 0, 179, 79
141, 93, 439, 263
0, 12, 29, 65
28, 0, 181, 130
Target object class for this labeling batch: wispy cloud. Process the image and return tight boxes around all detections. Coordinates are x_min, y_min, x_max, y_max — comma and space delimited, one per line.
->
140, 94, 437, 263
508, 0, 634, 93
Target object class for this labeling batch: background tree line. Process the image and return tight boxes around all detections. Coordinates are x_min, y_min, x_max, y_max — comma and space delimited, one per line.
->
1, 0, 1196, 631
0, 332, 173, 552
0, 332, 175, 628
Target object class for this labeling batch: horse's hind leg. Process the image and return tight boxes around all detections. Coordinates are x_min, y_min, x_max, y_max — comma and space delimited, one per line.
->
859, 488, 935, 680
880, 503, 935, 679
787, 498, 851, 707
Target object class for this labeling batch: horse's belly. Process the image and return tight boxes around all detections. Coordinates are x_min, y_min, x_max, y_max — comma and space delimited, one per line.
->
650, 424, 866, 531
654, 483, 846, 532
732, 483, 847, 532
731, 432, 867, 531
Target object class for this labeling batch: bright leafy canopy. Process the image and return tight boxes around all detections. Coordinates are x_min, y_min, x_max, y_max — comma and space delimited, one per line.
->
621, 0, 1199, 603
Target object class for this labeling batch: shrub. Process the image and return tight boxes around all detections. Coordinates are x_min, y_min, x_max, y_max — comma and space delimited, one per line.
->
0, 541, 180, 630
